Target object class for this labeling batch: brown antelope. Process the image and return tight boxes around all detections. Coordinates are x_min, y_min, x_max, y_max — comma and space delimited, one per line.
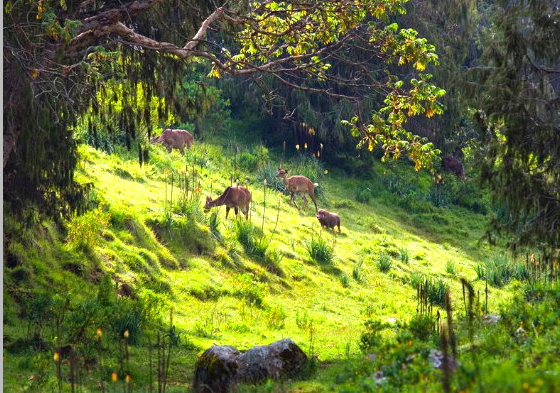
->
275, 168, 318, 211
204, 186, 252, 220
150, 129, 194, 155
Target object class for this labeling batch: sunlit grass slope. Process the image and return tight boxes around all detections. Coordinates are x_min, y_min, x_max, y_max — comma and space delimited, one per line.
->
3, 138, 517, 391
77, 140, 509, 356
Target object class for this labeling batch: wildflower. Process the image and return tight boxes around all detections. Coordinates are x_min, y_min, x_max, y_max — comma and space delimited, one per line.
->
96, 328, 103, 339
295, 144, 300, 150
125, 374, 131, 383
53, 352, 60, 362
317, 151, 321, 158
123, 329, 130, 339
263, 179, 267, 186
320, 143, 324, 149
111, 372, 118, 382
304, 143, 308, 149
195, 187, 201, 193
323, 170, 328, 175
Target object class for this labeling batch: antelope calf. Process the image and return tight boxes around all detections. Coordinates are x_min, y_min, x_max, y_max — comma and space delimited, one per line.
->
150, 129, 194, 155
204, 186, 252, 220
275, 168, 318, 211
316, 209, 341, 232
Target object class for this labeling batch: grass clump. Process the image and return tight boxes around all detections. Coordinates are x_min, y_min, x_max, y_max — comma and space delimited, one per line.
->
305, 237, 334, 264
399, 247, 410, 264
446, 260, 457, 275
479, 254, 529, 287
377, 252, 392, 273
352, 261, 364, 282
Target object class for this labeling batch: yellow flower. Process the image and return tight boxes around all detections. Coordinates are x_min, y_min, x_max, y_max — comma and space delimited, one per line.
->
317, 151, 321, 158
295, 144, 300, 150
304, 143, 308, 149
123, 329, 129, 339
53, 352, 60, 362
111, 372, 118, 382
125, 374, 131, 383
323, 170, 328, 174
96, 328, 103, 339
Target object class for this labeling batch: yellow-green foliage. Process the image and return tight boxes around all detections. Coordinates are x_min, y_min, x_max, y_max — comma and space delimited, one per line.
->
4, 140, 527, 392
66, 206, 110, 250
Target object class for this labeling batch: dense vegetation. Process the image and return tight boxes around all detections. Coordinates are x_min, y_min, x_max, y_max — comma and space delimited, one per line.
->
3, 0, 559, 391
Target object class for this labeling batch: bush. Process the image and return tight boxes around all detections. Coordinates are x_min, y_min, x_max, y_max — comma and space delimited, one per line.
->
408, 314, 436, 341
355, 185, 374, 203
359, 319, 388, 352
377, 252, 392, 273
305, 237, 334, 264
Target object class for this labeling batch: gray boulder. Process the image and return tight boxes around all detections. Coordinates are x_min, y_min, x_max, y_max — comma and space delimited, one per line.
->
193, 339, 307, 392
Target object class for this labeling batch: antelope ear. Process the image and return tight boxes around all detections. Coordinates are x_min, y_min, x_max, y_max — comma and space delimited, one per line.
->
206, 196, 211, 202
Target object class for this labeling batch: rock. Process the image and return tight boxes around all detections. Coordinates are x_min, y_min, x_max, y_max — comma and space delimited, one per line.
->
482, 314, 500, 324
237, 339, 308, 383
193, 346, 240, 393
428, 349, 459, 372
193, 339, 307, 393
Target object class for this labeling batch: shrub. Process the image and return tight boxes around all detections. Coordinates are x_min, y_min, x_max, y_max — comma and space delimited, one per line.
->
408, 314, 436, 341
237, 152, 259, 171
232, 274, 265, 307
265, 305, 287, 329
355, 184, 374, 203
359, 319, 388, 352
305, 237, 333, 264
377, 252, 392, 273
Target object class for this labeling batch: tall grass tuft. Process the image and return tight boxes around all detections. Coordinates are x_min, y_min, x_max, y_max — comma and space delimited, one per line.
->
305, 236, 334, 264
353, 261, 364, 282
377, 252, 392, 272
478, 254, 529, 287
399, 246, 410, 264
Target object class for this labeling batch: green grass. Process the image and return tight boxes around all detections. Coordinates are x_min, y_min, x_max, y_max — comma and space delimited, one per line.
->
4, 139, 529, 391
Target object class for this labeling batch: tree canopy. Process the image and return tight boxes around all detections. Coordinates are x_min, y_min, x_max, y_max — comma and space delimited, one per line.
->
4, 0, 445, 222
467, 0, 560, 256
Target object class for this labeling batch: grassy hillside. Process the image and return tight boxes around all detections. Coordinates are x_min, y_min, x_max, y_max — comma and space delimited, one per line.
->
4, 138, 557, 392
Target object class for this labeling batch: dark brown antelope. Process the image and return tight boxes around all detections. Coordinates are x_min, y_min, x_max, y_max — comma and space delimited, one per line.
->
204, 186, 252, 220
150, 129, 194, 155
275, 168, 318, 211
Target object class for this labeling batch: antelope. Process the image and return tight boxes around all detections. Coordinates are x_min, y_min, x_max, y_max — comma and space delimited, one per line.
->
442, 155, 465, 179
204, 186, 252, 220
275, 168, 318, 211
150, 128, 194, 155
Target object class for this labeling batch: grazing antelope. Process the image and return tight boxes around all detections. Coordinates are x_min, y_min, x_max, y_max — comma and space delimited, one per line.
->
204, 186, 252, 220
275, 168, 318, 212
150, 129, 194, 155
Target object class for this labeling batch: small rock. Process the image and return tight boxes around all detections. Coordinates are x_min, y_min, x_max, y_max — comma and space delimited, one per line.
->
482, 314, 501, 325
429, 349, 459, 372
